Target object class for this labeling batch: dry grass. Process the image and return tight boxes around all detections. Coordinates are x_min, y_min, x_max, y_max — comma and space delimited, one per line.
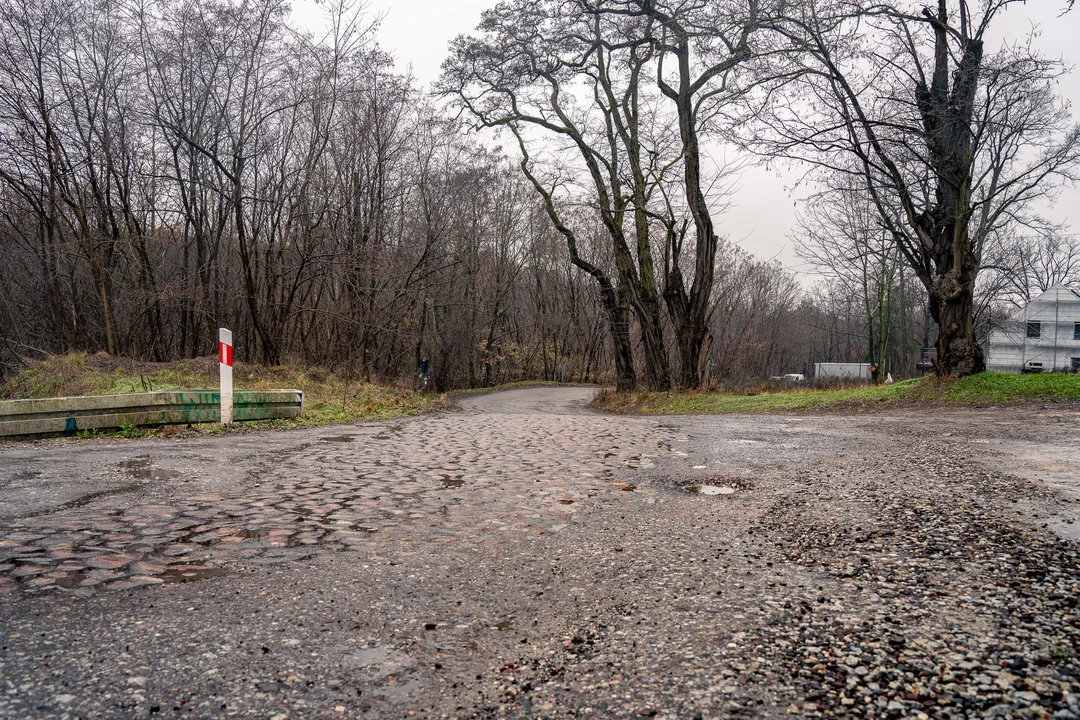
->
0, 352, 446, 437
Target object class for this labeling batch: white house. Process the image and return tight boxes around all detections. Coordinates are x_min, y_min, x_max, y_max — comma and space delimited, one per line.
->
987, 283, 1080, 373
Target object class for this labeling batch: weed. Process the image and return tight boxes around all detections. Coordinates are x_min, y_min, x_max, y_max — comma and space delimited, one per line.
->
117, 422, 142, 439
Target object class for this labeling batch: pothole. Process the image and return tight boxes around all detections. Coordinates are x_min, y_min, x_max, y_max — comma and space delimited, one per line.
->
439, 475, 464, 489
687, 485, 736, 495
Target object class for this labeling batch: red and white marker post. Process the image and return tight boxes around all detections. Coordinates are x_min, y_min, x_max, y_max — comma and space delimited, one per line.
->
219, 328, 233, 425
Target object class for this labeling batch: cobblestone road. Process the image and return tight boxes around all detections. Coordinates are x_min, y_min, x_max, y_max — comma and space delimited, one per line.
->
2, 390, 1079, 719
0, 388, 686, 594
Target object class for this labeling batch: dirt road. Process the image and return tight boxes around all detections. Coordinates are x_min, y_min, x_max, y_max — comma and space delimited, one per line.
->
1, 389, 1078, 718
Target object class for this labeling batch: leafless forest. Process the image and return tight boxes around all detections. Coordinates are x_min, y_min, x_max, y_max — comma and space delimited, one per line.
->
0, 0, 1076, 389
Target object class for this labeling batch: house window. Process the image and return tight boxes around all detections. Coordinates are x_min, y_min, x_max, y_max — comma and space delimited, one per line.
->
1027, 321, 1041, 338
1073, 358, 1080, 371
1075, 322, 1080, 340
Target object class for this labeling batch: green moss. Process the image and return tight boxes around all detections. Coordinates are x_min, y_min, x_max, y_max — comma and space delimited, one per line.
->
593, 372, 1080, 415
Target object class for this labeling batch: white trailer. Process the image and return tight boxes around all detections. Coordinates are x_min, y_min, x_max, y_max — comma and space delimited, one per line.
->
814, 362, 871, 380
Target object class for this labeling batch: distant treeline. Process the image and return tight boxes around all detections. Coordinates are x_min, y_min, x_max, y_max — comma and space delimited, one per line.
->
0, 0, 965, 388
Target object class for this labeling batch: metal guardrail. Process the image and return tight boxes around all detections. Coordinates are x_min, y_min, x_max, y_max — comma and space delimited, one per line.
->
0, 390, 304, 438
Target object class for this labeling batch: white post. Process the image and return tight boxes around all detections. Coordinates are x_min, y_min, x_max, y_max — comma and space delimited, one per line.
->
219, 328, 233, 425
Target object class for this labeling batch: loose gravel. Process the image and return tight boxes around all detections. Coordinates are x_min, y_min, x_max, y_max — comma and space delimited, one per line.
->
0, 390, 1077, 719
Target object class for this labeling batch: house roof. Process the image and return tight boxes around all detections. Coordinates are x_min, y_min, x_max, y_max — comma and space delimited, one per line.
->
1007, 283, 1080, 316
1037, 282, 1080, 302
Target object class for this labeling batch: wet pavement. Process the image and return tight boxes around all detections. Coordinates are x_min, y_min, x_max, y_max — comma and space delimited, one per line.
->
0, 389, 684, 595
1, 389, 1078, 719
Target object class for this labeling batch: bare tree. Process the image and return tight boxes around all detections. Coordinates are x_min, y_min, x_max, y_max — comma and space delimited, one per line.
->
754, 0, 1080, 377
982, 223, 1080, 303
443, 0, 769, 390
616, 0, 764, 387
0, 0, 72, 353
0, 0, 895, 391
794, 175, 911, 374
442, 0, 684, 390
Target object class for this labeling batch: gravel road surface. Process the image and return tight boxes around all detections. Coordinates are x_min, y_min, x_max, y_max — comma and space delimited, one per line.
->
1, 388, 1079, 719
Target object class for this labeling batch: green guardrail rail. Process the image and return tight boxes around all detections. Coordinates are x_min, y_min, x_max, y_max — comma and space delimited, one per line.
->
0, 390, 303, 438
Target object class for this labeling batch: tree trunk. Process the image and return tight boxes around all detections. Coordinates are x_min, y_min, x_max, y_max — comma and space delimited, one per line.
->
656, 28, 722, 390
912, 0, 984, 377
512, 141, 636, 392
233, 167, 281, 365
675, 324, 711, 390
899, 261, 908, 375
664, 255, 712, 389
635, 309, 669, 391
606, 290, 636, 393
929, 269, 985, 377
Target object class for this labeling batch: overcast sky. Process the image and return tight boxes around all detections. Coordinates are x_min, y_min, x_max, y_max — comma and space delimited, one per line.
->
295, 0, 1080, 280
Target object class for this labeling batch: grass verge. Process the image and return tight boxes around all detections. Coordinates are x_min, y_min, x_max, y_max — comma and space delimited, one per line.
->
1, 353, 446, 439
591, 371, 1080, 415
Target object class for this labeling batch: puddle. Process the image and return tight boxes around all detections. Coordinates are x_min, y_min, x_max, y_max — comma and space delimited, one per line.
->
344, 646, 415, 677
686, 485, 736, 495
696, 475, 754, 492
321, 435, 355, 443
53, 571, 87, 589
158, 565, 229, 583
118, 457, 151, 471
286, 531, 327, 547
118, 457, 179, 482
700, 485, 736, 495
